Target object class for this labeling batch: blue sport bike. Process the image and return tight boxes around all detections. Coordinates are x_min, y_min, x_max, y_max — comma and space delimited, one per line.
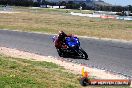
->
52, 35, 88, 60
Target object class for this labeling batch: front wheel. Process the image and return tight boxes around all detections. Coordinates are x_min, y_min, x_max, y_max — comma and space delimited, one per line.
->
78, 48, 88, 60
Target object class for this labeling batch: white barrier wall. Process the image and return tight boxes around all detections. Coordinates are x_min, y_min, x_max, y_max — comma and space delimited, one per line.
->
46, 5, 65, 9
70, 12, 132, 21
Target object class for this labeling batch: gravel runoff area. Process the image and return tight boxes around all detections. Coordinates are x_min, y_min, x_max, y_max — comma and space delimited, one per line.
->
0, 47, 131, 87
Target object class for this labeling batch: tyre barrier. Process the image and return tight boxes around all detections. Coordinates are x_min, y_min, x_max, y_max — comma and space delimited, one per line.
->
100, 15, 116, 19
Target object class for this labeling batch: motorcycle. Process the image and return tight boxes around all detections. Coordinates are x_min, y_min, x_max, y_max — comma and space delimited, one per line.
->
52, 35, 88, 60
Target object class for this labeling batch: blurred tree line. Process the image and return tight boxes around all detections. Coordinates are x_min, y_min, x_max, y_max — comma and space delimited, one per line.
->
0, 0, 132, 13
95, 5, 132, 12
0, 0, 40, 7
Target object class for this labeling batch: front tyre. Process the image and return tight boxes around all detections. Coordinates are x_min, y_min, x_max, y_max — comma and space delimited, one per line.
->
79, 48, 88, 60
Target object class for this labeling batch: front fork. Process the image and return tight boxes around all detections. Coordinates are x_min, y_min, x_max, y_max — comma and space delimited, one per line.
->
72, 46, 81, 56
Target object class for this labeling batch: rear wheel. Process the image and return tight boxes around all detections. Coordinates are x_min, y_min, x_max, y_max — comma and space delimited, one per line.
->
57, 49, 63, 57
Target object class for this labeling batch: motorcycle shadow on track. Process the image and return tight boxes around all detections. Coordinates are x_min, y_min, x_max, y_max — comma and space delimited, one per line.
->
63, 55, 89, 60
56, 48, 89, 60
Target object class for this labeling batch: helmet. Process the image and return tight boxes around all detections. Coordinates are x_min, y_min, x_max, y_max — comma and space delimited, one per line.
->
59, 31, 64, 35
58, 31, 66, 40
59, 30, 64, 33
59, 31, 66, 37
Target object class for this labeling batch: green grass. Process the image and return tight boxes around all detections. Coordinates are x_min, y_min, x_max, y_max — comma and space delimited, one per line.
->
0, 54, 131, 88
13, 6, 93, 14
0, 6, 132, 40
0, 54, 81, 88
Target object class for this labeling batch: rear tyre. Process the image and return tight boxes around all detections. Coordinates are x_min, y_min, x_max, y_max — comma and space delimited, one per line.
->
57, 49, 63, 57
